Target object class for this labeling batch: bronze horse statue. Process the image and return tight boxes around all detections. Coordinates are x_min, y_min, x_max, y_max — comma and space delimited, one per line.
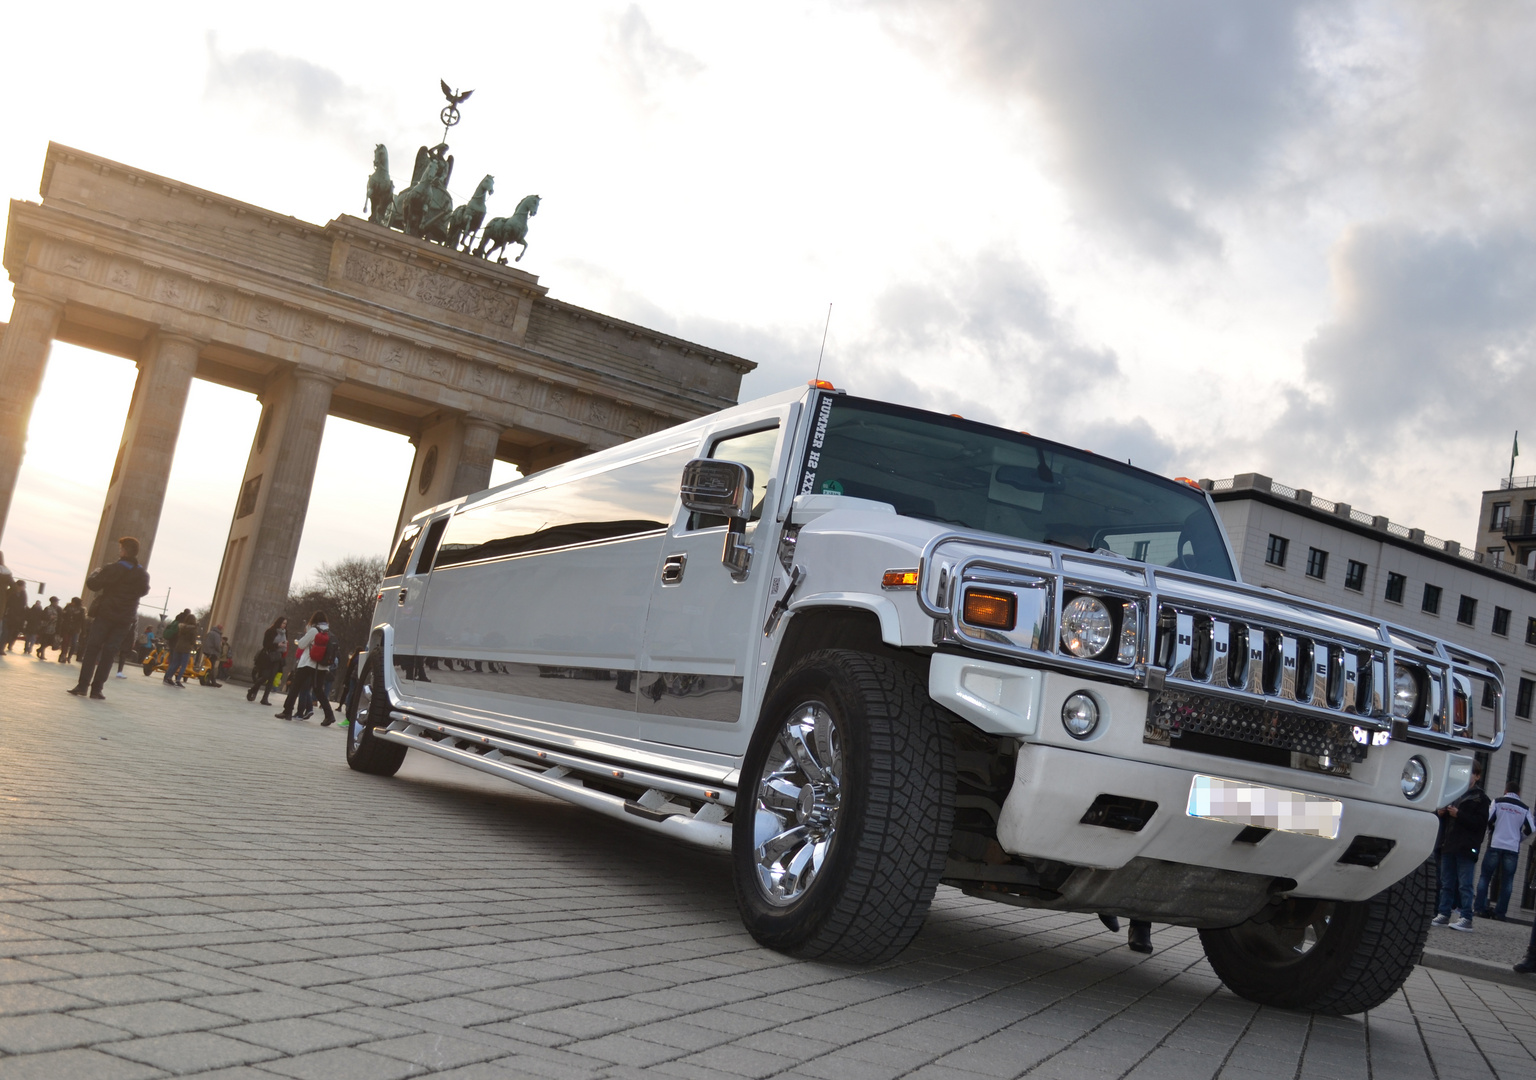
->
475, 194, 540, 263
364, 144, 394, 226
446, 174, 494, 252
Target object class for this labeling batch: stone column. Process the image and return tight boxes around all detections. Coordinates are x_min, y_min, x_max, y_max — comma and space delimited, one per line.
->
83, 333, 201, 585
0, 291, 65, 544
392, 413, 505, 539
212, 369, 336, 679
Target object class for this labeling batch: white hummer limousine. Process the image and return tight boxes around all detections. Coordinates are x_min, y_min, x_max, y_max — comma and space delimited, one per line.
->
350, 383, 1503, 1014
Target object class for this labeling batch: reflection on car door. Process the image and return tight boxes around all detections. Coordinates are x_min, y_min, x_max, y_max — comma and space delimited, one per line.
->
638, 409, 793, 755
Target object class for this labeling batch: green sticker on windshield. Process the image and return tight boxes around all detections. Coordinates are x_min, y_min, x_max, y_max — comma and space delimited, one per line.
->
820, 479, 844, 495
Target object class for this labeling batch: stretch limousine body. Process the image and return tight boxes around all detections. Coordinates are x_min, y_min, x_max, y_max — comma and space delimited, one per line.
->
347, 383, 1503, 1014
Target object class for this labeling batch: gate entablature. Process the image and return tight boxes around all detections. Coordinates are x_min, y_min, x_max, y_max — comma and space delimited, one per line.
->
0, 142, 753, 679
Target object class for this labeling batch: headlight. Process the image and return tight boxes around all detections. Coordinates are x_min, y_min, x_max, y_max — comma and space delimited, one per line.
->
1392, 665, 1421, 720
1062, 692, 1100, 738
1401, 756, 1429, 800
1061, 596, 1114, 658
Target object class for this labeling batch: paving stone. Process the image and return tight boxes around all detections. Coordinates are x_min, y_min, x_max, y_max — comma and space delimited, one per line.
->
0, 656, 1531, 1080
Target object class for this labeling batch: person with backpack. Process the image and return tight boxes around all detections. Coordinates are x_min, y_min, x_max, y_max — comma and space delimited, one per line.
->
163, 609, 197, 688
35, 596, 62, 660
247, 616, 287, 705
274, 610, 335, 725
200, 624, 225, 687
67, 537, 150, 701
1475, 781, 1535, 921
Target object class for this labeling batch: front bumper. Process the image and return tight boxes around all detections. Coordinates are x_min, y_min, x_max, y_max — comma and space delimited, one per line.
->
994, 743, 1439, 904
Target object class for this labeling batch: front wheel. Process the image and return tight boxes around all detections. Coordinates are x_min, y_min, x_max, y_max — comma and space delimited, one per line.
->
345, 648, 407, 777
732, 649, 955, 963
1199, 857, 1434, 1015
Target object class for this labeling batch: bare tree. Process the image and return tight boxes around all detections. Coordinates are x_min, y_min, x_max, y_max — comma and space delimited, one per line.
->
286, 555, 386, 661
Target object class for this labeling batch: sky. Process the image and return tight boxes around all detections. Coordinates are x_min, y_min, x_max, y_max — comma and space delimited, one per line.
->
2, 1, 1535, 611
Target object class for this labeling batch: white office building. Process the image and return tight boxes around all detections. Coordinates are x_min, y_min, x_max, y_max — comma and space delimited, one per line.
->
1204, 473, 1535, 914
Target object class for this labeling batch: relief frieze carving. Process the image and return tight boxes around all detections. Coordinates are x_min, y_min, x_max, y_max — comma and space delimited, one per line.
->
342, 249, 520, 328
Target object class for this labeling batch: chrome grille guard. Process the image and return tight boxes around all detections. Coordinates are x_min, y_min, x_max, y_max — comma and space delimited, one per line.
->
917, 532, 1504, 753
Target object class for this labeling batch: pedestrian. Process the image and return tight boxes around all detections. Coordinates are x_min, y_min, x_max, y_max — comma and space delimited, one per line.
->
246, 616, 287, 705
1432, 762, 1492, 931
1097, 914, 1155, 954
35, 595, 62, 660
23, 600, 42, 655
274, 610, 335, 725
335, 645, 366, 717
57, 597, 84, 663
201, 624, 225, 687
0, 551, 12, 598
1474, 781, 1534, 921
3, 578, 27, 651
1516, 916, 1536, 975
67, 537, 150, 701
163, 609, 197, 688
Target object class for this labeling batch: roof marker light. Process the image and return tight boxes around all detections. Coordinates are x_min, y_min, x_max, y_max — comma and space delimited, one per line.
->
809, 379, 837, 390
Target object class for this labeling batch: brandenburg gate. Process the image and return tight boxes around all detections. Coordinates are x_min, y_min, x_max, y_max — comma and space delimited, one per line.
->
0, 142, 753, 674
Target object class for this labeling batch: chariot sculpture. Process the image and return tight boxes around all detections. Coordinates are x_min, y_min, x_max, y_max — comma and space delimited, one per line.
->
358, 81, 540, 264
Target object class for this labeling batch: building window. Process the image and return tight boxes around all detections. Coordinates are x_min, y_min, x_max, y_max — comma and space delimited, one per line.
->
1344, 560, 1366, 591
1491, 502, 1510, 530
1527, 617, 1536, 646
1385, 572, 1406, 604
1494, 607, 1511, 636
1421, 583, 1441, 615
1483, 683, 1496, 709
1266, 535, 1289, 567
1510, 752, 1527, 793
1306, 548, 1328, 579
1518, 679, 1535, 720
1457, 595, 1477, 626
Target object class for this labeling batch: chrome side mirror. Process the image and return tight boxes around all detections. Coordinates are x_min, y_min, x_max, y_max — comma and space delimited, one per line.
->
680, 459, 754, 580
681, 459, 753, 519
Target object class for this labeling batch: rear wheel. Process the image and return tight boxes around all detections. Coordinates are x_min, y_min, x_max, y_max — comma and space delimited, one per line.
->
345, 648, 407, 777
1198, 857, 1434, 1014
732, 649, 954, 963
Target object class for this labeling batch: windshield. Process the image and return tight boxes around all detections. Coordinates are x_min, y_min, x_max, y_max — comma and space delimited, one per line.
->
798, 394, 1235, 580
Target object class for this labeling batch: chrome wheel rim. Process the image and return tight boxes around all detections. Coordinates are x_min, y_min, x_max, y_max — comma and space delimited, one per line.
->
752, 701, 843, 906
351, 683, 372, 750
1228, 899, 1337, 963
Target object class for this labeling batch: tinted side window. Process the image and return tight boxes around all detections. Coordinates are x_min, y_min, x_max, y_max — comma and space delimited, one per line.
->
690, 425, 781, 530
436, 446, 691, 568
414, 517, 449, 573
385, 525, 421, 577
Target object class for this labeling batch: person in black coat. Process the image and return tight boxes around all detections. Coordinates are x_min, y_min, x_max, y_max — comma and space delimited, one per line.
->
3, 579, 27, 652
1432, 762, 1492, 931
68, 537, 151, 700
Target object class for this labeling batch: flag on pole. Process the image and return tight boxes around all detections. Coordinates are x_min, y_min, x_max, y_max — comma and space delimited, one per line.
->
1511, 431, 1520, 483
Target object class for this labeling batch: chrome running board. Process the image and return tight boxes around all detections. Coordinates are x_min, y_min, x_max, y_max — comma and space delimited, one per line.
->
376, 712, 733, 851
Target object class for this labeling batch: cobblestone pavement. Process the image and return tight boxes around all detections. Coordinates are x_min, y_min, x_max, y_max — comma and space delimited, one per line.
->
1, 651, 1533, 1080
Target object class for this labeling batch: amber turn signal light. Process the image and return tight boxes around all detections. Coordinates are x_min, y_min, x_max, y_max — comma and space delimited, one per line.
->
882, 569, 920, 590
962, 588, 1016, 631
809, 379, 837, 390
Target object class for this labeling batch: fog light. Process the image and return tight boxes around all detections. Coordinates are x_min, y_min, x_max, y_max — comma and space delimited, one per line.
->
1062, 692, 1100, 739
1401, 756, 1428, 800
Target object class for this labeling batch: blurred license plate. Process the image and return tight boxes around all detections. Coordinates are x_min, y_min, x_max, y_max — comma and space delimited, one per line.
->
1187, 775, 1342, 839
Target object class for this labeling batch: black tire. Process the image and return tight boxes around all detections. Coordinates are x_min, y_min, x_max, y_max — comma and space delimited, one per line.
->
345, 648, 407, 777
1198, 857, 1435, 1015
732, 649, 955, 963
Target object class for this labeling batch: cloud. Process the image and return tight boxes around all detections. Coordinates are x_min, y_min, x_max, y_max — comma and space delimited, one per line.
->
1271, 221, 1536, 489
202, 33, 376, 152
606, 6, 705, 107
877, 0, 1326, 259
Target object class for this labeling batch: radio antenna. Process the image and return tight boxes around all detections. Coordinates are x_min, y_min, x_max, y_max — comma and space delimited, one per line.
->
813, 303, 833, 384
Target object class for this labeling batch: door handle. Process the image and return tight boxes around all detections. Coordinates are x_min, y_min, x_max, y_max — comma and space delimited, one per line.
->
398, 587, 408, 605
661, 554, 687, 586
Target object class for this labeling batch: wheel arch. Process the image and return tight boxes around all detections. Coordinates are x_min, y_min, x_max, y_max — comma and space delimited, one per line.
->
766, 605, 929, 692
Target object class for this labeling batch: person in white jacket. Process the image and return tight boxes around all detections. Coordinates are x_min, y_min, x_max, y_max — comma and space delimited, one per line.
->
274, 610, 336, 726
1475, 781, 1535, 920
